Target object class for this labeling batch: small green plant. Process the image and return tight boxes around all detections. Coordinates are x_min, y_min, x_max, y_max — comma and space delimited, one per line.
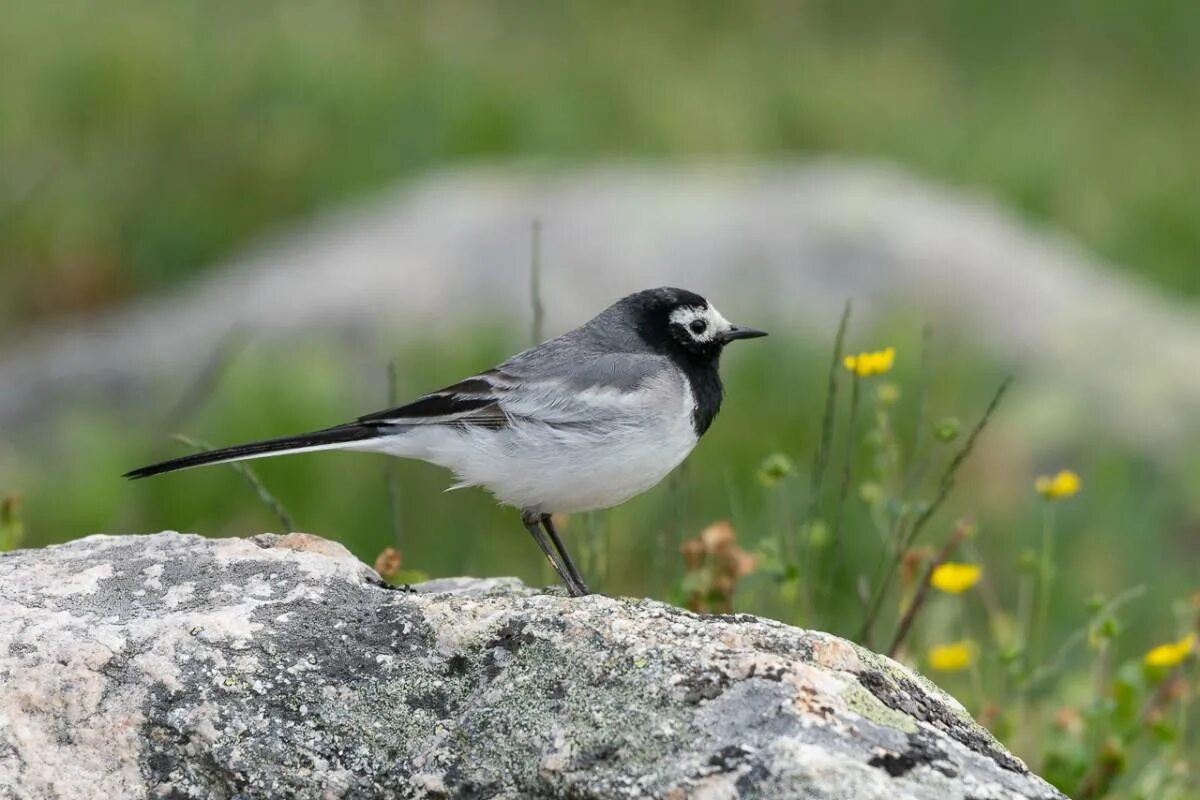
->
372, 546, 430, 587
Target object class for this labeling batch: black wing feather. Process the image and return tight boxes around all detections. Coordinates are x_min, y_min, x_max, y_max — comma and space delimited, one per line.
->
357, 374, 511, 429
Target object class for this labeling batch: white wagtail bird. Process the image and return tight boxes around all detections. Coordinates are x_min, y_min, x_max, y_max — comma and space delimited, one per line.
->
126, 287, 767, 596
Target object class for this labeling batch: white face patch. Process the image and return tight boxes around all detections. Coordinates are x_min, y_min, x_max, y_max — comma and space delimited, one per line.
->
669, 303, 731, 344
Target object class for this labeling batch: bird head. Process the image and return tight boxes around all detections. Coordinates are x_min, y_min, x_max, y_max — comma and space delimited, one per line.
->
621, 287, 768, 362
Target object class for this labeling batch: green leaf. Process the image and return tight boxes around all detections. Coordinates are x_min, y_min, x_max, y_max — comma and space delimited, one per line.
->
390, 568, 430, 586
1150, 719, 1178, 743
934, 417, 962, 442
756, 453, 796, 488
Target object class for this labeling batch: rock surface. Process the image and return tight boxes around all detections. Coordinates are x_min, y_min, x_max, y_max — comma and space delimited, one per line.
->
2, 161, 1198, 451
0, 532, 1064, 799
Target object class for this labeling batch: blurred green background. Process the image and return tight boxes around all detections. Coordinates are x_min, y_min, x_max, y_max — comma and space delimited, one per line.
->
3, 0, 1199, 333
2, 2, 1199, 793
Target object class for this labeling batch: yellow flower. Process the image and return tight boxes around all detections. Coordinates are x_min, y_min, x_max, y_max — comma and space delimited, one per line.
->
930, 562, 982, 594
1035, 470, 1081, 500
928, 641, 974, 672
1144, 633, 1196, 669
844, 347, 896, 378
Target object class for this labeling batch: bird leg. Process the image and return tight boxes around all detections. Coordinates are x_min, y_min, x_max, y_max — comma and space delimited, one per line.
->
541, 514, 591, 596
521, 510, 586, 596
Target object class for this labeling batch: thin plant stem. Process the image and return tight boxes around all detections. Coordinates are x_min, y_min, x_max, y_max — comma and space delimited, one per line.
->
829, 373, 862, 584
530, 218, 545, 346
961, 603, 987, 714
776, 481, 797, 565
880, 325, 935, 588
159, 328, 250, 436
961, 539, 1009, 630
859, 376, 1012, 643
385, 359, 403, 549
877, 405, 903, 496
665, 459, 691, 592
0, 495, 24, 552
808, 300, 851, 517
604, 512, 612, 591
1012, 568, 1037, 753
1088, 638, 1111, 757
1033, 503, 1058, 667
172, 434, 295, 533
901, 324, 934, 499
579, 512, 596, 581
1016, 571, 1035, 678
887, 517, 973, 657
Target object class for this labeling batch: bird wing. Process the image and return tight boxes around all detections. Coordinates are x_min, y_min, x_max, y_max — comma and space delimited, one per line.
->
356, 375, 511, 429
357, 352, 673, 430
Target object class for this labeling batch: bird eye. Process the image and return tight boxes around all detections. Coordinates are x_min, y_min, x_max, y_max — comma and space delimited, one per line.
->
689, 319, 707, 335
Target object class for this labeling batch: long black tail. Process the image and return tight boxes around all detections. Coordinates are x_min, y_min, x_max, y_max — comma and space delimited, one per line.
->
124, 424, 380, 480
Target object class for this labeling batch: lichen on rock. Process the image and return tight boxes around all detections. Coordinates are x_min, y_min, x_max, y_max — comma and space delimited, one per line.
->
0, 532, 1064, 799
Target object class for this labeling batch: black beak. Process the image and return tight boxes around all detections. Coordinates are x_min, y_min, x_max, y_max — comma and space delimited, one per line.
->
723, 324, 768, 342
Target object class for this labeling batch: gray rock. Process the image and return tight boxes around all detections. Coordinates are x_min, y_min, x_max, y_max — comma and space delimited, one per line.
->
0, 531, 1064, 799
2, 161, 1199, 452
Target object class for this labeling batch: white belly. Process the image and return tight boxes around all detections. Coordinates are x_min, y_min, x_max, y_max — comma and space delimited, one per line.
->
368, 381, 700, 514
487, 416, 699, 513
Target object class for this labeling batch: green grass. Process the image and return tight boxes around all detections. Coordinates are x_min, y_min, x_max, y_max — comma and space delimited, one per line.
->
2, 0, 1199, 334
3, 317, 1198, 797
